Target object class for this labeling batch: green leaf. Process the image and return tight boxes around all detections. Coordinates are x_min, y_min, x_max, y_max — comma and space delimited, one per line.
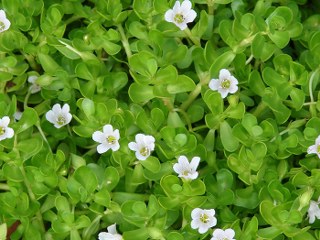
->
220, 121, 239, 152
129, 51, 158, 78
0, 223, 7, 240
167, 75, 196, 94
16, 107, 39, 134
210, 50, 236, 77
73, 166, 98, 195
129, 83, 155, 103
140, 156, 161, 173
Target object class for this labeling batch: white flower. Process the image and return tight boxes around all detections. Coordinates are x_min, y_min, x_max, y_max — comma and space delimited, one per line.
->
28, 75, 41, 94
98, 224, 122, 240
13, 111, 22, 121
307, 197, 320, 224
45, 103, 72, 128
0, 10, 11, 33
191, 208, 217, 234
128, 133, 155, 161
307, 135, 320, 158
211, 228, 236, 240
173, 155, 200, 180
164, 0, 197, 30
0, 116, 14, 141
92, 124, 120, 154
209, 69, 239, 98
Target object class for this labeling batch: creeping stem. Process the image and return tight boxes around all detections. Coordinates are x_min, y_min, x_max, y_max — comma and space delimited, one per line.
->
180, 72, 210, 111
308, 68, 320, 117
117, 24, 132, 59
184, 28, 201, 46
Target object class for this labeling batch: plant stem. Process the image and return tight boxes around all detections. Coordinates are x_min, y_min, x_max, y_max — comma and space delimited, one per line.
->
180, 72, 210, 111
19, 165, 45, 233
183, 28, 201, 46
0, 183, 9, 190
308, 68, 320, 117
252, 101, 267, 117
117, 24, 132, 59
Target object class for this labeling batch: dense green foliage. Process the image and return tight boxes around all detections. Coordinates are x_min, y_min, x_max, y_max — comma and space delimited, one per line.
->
1, 0, 320, 239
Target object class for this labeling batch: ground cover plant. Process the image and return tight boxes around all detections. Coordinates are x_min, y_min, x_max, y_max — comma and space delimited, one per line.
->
0, 0, 320, 239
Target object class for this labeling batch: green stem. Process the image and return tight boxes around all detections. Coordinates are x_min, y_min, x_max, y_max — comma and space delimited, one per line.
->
19, 165, 45, 233
252, 101, 267, 117
183, 28, 201, 46
180, 72, 210, 111
174, 108, 193, 132
0, 183, 9, 190
23, 90, 31, 109
117, 24, 132, 59
308, 68, 320, 117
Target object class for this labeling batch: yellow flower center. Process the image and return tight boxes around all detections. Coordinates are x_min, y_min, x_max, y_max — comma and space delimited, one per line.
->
0, 127, 5, 135
200, 213, 209, 223
221, 79, 231, 89
174, 14, 184, 24
107, 135, 117, 145
57, 115, 66, 126
317, 145, 320, 154
182, 170, 190, 176
0, 21, 5, 31
140, 147, 150, 157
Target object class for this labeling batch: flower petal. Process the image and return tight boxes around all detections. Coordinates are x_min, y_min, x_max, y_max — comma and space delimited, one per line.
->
103, 124, 113, 134
184, 9, 197, 23
97, 143, 110, 154
209, 79, 220, 91
128, 142, 138, 151
180, 0, 192, 12
92, 131, 105, 143
219, 69, 231, 79
52, 104, 62, 114
164, 9, 174, 22
190, 156, 200, 169
1, 116, 10, 127
45, 110, 56, 124
5, 127, 14, 139
61, 103, 70, 113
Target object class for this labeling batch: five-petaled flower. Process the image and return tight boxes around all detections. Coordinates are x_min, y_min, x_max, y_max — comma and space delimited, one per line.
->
191, 208, 217, 234
128, 133, 155, 161
92, 124, 120, 154
164, 0, 197, 30
307, 197, 320, 224
45, 103, 72, 129
98, 224, 123, 240
28, 75, 41, 94
173, 155, 200, 180
0, 10, 10, 33
209, 69, 239, 99
211, 228, 236, 240
0, 116, 14, 141
307, 135, 320, 158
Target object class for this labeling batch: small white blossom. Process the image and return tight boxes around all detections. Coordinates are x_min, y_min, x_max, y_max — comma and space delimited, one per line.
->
307, 197, 320, 224
191, 208, 217, 234
211, 228, 236, 240
92, 124, 120, 154
164, 0, 197, 30
98, 224, 122, 240
45, 103, 72, 129
173, 155, 200, 180
0, 10, 10, 33
13, 111, 22, 121
307, 135, 320, 158
128, 133, 155, 161
28, 75, 41, 94
209, 69, 239, 98
0, 116, 14, 141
